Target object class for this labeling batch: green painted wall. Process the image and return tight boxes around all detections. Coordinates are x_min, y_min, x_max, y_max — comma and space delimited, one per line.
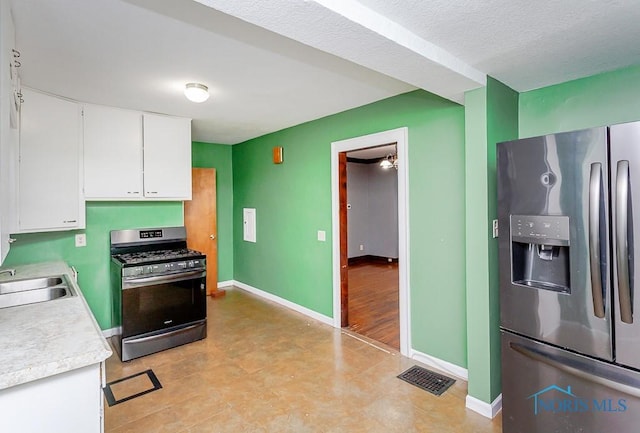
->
520, 64, 640, 138
232, 90, 469, 368
3, 202, 183, 329
192, 141, 234, 282
486, 78, 519, 400
464, 87, 490, 402
464, 77, 518, 404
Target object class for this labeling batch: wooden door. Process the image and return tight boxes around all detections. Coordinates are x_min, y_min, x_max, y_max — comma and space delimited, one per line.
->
339, 152, 349, 326
184, 168, 219, 296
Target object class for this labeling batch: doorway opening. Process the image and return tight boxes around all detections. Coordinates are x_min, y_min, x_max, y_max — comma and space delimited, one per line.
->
331, 128, 410, 356
345, 144, 399, 349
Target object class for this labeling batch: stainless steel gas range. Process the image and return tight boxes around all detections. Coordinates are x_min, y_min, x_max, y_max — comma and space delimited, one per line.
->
110, 226, 207, 361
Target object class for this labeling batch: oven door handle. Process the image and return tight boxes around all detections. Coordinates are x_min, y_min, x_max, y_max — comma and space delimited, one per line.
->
123, 323, 203, 344
122, 270, 206, 289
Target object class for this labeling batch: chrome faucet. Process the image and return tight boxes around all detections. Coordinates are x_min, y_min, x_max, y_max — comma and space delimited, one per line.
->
0, 269, 16, 277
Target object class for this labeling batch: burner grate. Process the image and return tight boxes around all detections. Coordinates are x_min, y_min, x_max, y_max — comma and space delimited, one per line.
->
116, 248, 203, 264
397, 365, 455, 396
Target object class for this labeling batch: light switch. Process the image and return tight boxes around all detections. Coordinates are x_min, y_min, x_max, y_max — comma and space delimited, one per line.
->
317, 230, 326, 242
75, 234, 86, 247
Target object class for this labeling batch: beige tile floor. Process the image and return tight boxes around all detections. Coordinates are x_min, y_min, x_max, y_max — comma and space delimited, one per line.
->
104, 288, 502, 433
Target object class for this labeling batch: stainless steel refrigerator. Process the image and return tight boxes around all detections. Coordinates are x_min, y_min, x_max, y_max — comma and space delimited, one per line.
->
498, 122, 640, 433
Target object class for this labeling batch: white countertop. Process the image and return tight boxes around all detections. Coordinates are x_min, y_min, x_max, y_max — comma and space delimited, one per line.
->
0, 261, 112, 390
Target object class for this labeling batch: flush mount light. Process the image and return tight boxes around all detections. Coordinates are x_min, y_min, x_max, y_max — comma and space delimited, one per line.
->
184, 83, 209, 103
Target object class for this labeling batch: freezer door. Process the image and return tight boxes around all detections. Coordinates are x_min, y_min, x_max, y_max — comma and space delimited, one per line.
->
497, 127, 613, 360
610, 122, 640, 370
502, 331, 640, 433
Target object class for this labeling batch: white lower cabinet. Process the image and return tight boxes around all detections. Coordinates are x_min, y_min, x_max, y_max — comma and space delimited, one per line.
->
0, 363, 103, 433
18, 88, 84, 232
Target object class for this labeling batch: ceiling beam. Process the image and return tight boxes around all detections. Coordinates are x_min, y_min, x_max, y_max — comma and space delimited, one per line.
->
193, 0, 486, 103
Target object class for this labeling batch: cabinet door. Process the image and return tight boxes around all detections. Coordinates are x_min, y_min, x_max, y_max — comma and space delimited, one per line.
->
18, 89, 84, 232
0, 364, 103, 433
0, 0, 17, 261
83, 104, 143, 199
143, 114, 191, 200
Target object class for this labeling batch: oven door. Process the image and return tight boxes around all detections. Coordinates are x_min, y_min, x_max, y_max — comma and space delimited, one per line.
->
121, 269, 206, 338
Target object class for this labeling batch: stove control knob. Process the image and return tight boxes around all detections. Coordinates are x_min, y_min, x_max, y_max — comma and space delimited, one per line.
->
144, 266, 153, 274
187, 260, 194, 268
177, 262, 187, 269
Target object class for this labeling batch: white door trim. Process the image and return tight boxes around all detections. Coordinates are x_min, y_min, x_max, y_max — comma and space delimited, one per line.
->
330, 127, 411, 356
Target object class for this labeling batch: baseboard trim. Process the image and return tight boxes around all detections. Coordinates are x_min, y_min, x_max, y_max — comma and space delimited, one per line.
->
410, 349, 469, 381
232, 280, 334, 326
347, 255, 399, 265
217, 280, 234, 288
465, 393, 502, 419
102, 326, 121, 338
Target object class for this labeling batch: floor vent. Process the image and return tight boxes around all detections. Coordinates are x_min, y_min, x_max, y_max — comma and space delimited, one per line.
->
397, 365, 455, 396
103, 369, 162, 406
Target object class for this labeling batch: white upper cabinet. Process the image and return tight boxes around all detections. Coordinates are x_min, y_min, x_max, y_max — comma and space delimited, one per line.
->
0, 1, 18, 261
83, 109, 191, 201
83, 104, 143, 199
18, 88, 84, 232
142, 114, 192, 200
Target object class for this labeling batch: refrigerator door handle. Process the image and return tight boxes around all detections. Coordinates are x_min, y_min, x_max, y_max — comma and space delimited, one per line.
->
616, 160, 634, 324
589, 163, 606, 318
510, 341, 640, 398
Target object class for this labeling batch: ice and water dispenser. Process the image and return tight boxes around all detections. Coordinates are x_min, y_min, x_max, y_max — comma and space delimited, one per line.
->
510, 215, 571, 293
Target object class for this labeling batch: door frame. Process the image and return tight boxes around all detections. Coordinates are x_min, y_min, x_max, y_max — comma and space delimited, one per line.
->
331, 127, 410, 356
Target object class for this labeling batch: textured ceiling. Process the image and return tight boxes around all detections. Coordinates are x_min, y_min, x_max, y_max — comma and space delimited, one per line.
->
355, 0, 640, 91
10, 0, 640, 144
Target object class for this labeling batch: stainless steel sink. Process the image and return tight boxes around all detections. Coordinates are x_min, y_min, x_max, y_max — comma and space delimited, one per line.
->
0, 275, 75, 309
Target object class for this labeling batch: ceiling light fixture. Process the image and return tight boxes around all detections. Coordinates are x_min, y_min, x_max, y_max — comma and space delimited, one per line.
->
184, 82, 209, 103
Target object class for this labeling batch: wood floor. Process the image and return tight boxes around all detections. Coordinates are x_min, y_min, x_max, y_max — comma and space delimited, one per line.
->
104, 288, 503, 432
347, 260, 399, 349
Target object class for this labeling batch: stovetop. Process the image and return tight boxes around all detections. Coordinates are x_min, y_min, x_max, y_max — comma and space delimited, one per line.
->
113, 248, 205, 265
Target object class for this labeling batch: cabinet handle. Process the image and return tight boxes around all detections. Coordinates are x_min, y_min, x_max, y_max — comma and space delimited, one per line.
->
147, 191, 158, 195
63, 220, 77, 224
127, 191, 140, 194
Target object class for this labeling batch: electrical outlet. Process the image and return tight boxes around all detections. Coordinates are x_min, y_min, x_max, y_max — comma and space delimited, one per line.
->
75, 233, 86, 247
359, 244, 364, 251
492, 219, 499, 238
317, 230, 326, 242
